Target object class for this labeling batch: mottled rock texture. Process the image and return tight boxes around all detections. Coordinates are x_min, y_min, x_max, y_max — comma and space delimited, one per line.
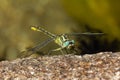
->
0, 52, 120, 80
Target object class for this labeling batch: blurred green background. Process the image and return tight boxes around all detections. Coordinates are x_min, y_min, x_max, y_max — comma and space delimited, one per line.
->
61, 0, 120, 40
0, 0, 120, 60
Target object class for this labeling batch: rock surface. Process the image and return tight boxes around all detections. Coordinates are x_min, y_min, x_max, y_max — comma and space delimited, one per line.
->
0, 52, 120, 80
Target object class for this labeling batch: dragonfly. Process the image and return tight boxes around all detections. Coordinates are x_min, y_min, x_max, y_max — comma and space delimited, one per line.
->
24, 26, 104, 56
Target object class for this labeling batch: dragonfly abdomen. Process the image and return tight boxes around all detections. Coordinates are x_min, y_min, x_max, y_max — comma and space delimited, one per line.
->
31, 26, 56, 38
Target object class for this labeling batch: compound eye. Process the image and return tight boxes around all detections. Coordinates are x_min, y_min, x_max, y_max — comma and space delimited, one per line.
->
69, 40, 74, 44
69, 42, 73, 44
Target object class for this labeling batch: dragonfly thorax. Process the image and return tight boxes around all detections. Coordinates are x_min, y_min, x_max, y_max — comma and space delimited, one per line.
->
54, 34, 75, 49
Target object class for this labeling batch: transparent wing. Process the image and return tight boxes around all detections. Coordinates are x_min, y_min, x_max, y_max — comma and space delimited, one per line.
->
28, 38, 54, 52
65, 33, 104, 36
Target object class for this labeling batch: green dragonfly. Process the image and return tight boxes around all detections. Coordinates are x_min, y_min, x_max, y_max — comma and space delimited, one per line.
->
23, 26, 104, 56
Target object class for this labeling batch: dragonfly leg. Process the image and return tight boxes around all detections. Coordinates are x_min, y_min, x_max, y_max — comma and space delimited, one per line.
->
64, 48, 69, 54
60, 50, 65, 55
48, 47, 65, 55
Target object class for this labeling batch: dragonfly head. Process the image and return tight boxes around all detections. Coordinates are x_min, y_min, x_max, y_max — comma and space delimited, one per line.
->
66, 40, 75, 49
59, 34, 75, 48
55, 34, 75, 49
